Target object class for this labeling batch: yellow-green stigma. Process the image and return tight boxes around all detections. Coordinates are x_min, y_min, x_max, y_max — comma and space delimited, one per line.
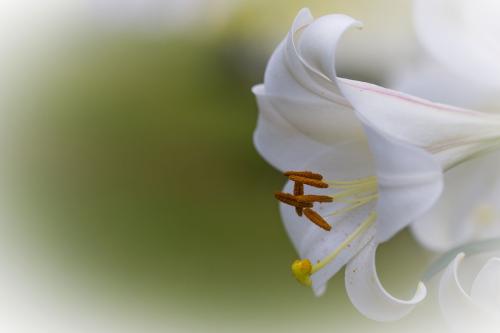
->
291, 259, 313, 286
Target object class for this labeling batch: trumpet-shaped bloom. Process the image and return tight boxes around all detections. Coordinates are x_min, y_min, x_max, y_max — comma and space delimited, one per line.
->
253, 8, 500, 320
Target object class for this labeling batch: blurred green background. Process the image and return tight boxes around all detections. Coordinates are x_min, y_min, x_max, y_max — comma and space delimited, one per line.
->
0, 1, 441, 332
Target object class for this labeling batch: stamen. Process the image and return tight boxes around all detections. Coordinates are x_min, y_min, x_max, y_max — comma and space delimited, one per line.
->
274, 192, 313, 208
279, 171, 379, 288
331, 184, 376, 200
284, 171, 323, 180
293, 182, 304, 216
303, 208, 332, 231
288, 175, 329, 188
294, 195, 333, 203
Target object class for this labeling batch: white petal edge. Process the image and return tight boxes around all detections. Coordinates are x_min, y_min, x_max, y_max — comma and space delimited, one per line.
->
263, 8, 348, 103
345, 242, 427, 322
272, 8, 362, 103
470, 257, 500, 311
293, 12, 362, 92
439, 253, 500, 332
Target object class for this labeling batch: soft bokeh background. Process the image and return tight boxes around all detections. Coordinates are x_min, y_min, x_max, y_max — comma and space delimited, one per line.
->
0, 1, 445, 332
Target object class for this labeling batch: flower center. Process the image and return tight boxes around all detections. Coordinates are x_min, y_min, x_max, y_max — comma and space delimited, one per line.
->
274, 170, 379, 287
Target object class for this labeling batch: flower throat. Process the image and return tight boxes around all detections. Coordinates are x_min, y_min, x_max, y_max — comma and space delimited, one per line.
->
274, 170, 378, 286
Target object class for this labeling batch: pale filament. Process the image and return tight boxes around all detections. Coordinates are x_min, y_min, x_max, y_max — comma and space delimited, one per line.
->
311, 212, 377, 274
326, 176, 378, 217
292, 211, 377, 286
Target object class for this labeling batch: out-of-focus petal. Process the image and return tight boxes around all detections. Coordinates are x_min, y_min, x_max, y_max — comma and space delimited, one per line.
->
280, 142, 376, 295
362, 124, 443, 242
413, 0, 500, 89
439, 253, 500, 332
412, 151, 500, 251
345, 242, 427, 321
470, 257, 500, 311
389, 60, 498, 111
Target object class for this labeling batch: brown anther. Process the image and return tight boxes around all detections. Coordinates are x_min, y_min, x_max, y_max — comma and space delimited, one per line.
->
288, 175, 328, 188
284, 171, 323, 180
303, 208, 332, 231
293, 182, 304, 216
294, 195, 333, 203
274, 192, 313, 208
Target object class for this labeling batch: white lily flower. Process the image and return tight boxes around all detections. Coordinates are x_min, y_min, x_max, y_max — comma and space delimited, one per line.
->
253, 8, 500, 321
432, 239, 500, 332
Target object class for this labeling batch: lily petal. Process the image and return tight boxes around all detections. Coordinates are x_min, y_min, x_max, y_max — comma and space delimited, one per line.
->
294, 13, 362, 91
252, 85, 332, 171
439, 253, 500, 332
362, 124, 443, 242
253, 84, 365, 151
259, 9, 365, 147
266, 8, 361, 101
345, 242, 427, 321
338, 78, 500, 169
470, 257, 500, 311
280, 142, 376, 295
